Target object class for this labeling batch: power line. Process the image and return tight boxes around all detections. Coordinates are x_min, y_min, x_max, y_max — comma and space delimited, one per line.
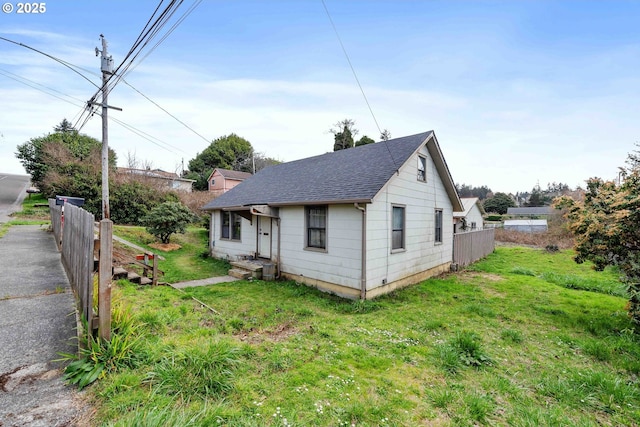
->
0, 68, 85, 106
121, 78, 211, 144
126, 0, 203, 77
0, 36, 101, 90
320, 0, 383, 136
0, 48, 189, 157
111, 116, 188, 154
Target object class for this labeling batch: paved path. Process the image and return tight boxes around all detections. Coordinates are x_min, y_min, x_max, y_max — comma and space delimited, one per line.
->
170, 275, 239, 289
0, 225, 91, 426
0, 174, 29, 223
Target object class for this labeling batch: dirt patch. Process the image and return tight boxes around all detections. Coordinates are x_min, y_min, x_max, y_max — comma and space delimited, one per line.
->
458, 272, 506, 298
459, 272, 503, 282
149, 242, 181, 252
238, 322, 298, 344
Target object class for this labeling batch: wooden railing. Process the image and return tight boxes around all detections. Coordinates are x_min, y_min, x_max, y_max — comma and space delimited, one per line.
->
453, 228, 495, 268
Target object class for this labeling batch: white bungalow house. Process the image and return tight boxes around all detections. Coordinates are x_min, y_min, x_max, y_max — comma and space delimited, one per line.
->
202, 131, 464, 299
453, 197, 484, 233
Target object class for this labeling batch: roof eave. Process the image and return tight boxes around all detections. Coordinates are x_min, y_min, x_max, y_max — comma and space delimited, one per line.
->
203, 198, 372, 210
426, 133, 464, 212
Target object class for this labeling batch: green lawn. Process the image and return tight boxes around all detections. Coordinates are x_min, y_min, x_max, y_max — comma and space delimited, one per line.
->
113, 225, 230, 282
89, 246, 640, 426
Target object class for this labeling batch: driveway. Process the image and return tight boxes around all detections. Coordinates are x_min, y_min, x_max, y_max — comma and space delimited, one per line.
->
0, 225, 91, 426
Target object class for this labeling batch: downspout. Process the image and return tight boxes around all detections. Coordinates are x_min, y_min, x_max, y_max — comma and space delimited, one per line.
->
214, 211, 216, 257
355, 203, 367, 300
276, 217, 282, 279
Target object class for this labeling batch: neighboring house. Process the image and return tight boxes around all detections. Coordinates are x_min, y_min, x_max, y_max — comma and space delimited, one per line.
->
202, 131, 464, 300
208, 168, 252, 196
453, 197, 484, 233
507, 206, 554, 217
504, 219, 548, 233
117, 168, 195, 192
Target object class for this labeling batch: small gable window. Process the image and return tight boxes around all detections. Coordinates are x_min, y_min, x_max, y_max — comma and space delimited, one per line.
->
417, 156, 427, 182
306, 206, 327, 250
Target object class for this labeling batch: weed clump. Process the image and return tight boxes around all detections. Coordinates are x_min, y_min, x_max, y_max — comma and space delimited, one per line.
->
437, 330, 493, 373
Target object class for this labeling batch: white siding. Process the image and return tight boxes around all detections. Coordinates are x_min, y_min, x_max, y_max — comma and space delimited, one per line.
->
279, 205, 362, 289
466, 205, 484, 231
210, 211, 257, 259
366, 145, 453, 290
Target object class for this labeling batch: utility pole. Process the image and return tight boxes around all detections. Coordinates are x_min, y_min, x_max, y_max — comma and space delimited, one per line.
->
93, 35, 121, 341
96, 35, 113, 219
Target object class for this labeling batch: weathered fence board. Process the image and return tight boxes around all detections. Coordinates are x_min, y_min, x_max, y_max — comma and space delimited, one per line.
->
48, 199, 62, 249
453, 228, 495, 267
60, 203, 95, 328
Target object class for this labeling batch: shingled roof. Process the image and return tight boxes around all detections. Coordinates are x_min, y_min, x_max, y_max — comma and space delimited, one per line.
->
203, 131, 462, 211
210, 168, 252, 181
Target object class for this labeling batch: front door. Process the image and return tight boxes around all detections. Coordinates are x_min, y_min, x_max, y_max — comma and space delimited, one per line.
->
257, 216, 271, 259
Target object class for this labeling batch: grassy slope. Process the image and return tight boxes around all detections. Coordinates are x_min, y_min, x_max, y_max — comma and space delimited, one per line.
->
113, 225, 229, 282
92, 246, 640, 426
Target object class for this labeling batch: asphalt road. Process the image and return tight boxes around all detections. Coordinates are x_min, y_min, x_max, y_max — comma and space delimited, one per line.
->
0, 173, 30, 223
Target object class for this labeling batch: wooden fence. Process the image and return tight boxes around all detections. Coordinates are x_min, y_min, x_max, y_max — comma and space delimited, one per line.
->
59, 203, 96, 328
48, 199, 63, 249
49, 200, 113, 340
453, 228, 495, 268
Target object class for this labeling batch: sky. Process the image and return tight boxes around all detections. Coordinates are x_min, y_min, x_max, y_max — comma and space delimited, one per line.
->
1, 1, 638, 194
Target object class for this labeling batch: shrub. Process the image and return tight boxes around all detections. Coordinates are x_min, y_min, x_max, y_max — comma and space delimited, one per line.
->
110, 181, 178, 225
141, 201, 196, 243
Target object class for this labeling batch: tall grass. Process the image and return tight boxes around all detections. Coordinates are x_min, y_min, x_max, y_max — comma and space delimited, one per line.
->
87, 246, 640, 426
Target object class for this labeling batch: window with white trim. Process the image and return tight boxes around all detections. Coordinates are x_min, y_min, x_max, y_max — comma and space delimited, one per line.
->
392, 206, 405, 250
417, 155, 427, 182
306, 206, 327, 249
221, 211, 241, 241
435, 209, 443, 243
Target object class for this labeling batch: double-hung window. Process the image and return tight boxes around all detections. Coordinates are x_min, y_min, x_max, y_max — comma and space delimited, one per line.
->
392, 206, 405, 250
221, 211, 241, 241
435, 209, 443, 244
417, 156, 427, 182
306, 206, 327, 249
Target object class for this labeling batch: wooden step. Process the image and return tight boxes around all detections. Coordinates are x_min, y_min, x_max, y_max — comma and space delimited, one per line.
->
139, 277, 153, 285
228, 268, 252, 280
112, 267, 128, 279
127, 271, 141, 283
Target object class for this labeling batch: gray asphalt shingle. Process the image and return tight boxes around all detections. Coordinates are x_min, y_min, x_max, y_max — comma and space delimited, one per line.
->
203, 131, 433, 210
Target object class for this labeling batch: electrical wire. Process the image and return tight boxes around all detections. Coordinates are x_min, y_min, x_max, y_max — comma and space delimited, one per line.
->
0, 38, 192, 157
111, 116, 188, 154
126, 0, 203, 77
0, 36, 101, 90
121, 78, 210, 144
320, 0, 382, 136
320, 0, 398, 171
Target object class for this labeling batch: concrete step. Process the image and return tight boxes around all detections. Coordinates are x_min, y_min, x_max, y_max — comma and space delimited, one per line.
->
230, 260, 264, 272
228, 268, 252, 280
